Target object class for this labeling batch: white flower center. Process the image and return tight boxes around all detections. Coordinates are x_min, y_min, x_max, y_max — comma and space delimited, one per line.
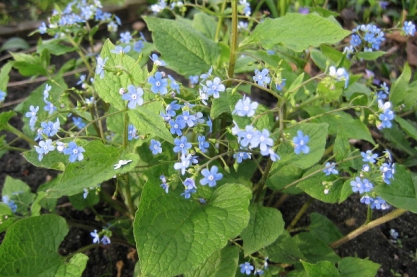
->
132, 94, 137, 99
73, 149, 78, 154
208, 175, 214, 180
156, 81, 161, 86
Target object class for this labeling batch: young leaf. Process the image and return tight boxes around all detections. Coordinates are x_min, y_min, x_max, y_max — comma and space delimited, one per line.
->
242, 13, 350, 52
390, 63, 411, 106
183, 246, 239, 277
240, 204, 285, 256
301, 260, 341, 277
144, 17, 220, 76
134, 182, 251, 276
395, 116, 417, 141
0, 214, 88, 276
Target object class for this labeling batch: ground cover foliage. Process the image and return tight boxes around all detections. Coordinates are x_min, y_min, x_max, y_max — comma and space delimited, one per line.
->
0, 0, 417, 276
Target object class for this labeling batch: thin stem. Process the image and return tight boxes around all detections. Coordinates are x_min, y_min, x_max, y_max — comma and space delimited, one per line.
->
123, 112, 129, 149
330, 209, 407, 248
286, 197, 314, 231
66, 36, 93, 76
214, 0, 227, 42
5, 124, 36, 146
123, 174, 135, 218
366, 205, 372, 224
226, 0, 238, 86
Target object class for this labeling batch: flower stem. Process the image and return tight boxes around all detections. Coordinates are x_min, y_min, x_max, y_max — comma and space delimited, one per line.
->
5, 124, 35, 146
214, 0, 227, 42
226, 0, 238, 86
286, 197, 314, 231
330, 208, 407, 248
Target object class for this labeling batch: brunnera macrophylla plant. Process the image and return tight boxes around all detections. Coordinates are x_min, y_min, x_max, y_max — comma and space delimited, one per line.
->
0, 0, 416, 276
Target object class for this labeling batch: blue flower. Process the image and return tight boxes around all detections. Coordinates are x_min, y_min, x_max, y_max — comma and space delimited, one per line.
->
200, 66, 213, 81
73, 117, 86, 129
101, 236, 111, 245
189, 75, 199, 85
350, 177, 365, 194
205, 77, 225, 98
150, 139, 162, 155
111, 45, 131, 54
253, 68, 271, 87
233, 95, 258, 117
329, 66, 349, 88
237, 125, 259, 148
63, 141, 85, 162
34, 139, 55, 161
276, 79, 286, 91
183, 178, 196, 190
380, 163, 395, 184
293, 130, 310, 154
174, 154, 192, 175
122, 84, 144, 109
180, 111, 196, 127
239, 262, 254, 275
120, 31, 132, 43
148, 72, 168, 95
198, 136, 209, 153
200, 166, 223, 187
95, 56, 108, 79
173, 136, 192, 155
134, 40, 144, 52
360, 195, 373, 205
83, 188, 89, 199
261, 148, 280, 162
168, 75, 180, 94
39, 22, 47, 34
160, 174, 169, 193
234, 151, 251, 163
25, 105, 39, 130
362, 178, 374, 192
2, 195, 17, 213
128, 124, 139, 140
251, 129, 273, 152
371, 196, 390, 210
403, 21, 416, 36
44, 101, 57, 115
150, 53, 166, 66
207, 117, 213, 133
108, 21, 118, 32
323, 162, 338, 176
361, 150, 378, 163
390, 228, 399, 240
169, 117, 186, 136
350, 34, 362, 47
0, 90, 6, 102
90, 229, 100, 244
181, 188, 196, 199
41, 119, 60, 137
378, 108, 394, 129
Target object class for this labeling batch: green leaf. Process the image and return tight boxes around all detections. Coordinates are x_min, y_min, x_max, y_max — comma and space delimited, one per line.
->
0, 203, 15, 233
94, 39, 148, 111
144, 17, 220, 76
192, 13, 217, 40
10, 52, 48, 76
0, 214, 87, 276
2, 176, 35, 215
356, 51, 385, 60
24, 147, 69, 171
390, 63, 411, 106
37, 39, 75, 56
337, 257, 380, 277
301, 260, 341, 277
0, 111, 16, 130
240, 204, 285, 256
47, 140, 139, 198
211, 89, 239, 119
309, 213, 343, 245
382, 124, 417, 156
374, 164, 417, 213
134, 183, 251, 277
395, 116, 417, 141
278, 123, 328, 169
31, 191, 47, 217
265, 231, 305, 264
184, 246, 239, 277
0, 37, 30, 52
0, 61, 14, 91
68, 189, 100, 210
267, 164, 303, 192
242, 13, 350, 52
297, 166, 350, 204
294, 232, 340, 263
129, 107, 174, 143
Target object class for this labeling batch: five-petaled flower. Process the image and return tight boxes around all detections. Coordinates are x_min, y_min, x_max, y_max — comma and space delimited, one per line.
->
63, 142, 85, 162
293, 130, 310, 154
239, 262, 254, 275
200, 166, 223, 187
122, 85, 144, 109
148, 72, 168, 94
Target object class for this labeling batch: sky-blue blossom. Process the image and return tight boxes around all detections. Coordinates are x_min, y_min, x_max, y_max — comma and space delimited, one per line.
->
293, 130, 310, 154
120, 31, 132, 43
148, 72, 168, 94
122, 84, 144, 109
239, 262, 254, 275
150, 139, 162, 155
173, 136, 192, 155
361, 150, 378, 163
96, 56, 108, 79
35, 139, 55, 161
200, 166, 223, 187
233, 95, 258, 117
205, 77, 225, 98
323, 162, 338, 176
253, 68, 271, 87
198, 136, 209, 153
63, 141, 85, 162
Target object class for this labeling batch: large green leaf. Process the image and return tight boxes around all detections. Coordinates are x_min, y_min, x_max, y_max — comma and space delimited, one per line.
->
309, 213, 343, 244
338, 257, 380, 277
374, 164, 417, 213
294, 232, 340, 263
144, 17, 220, 76
277, 123, 328, 169
390, 63, 411, 107
94, 39, 148, 111
0, 214, 87, 276
183, 246, 239, 277
192, 13, 217, 40
301, 260, 341, 277
240, 204, 284, 256
134, 183, 251, 277
128, 107, 174, 143
264, 231, 305, 264
46, 140, 139, 197
242, 13, 350, 52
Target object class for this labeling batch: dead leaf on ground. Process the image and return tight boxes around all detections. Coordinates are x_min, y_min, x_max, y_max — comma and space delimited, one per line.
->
116, 260, 124, 277
127, 248, 137, 261
406, 40, 417, 66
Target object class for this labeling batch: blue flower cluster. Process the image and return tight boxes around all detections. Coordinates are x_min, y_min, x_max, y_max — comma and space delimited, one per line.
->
344, 24, 385, 56
377, 99, 395, 129
403, 21, 416, 37
90, 229, 111, 245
